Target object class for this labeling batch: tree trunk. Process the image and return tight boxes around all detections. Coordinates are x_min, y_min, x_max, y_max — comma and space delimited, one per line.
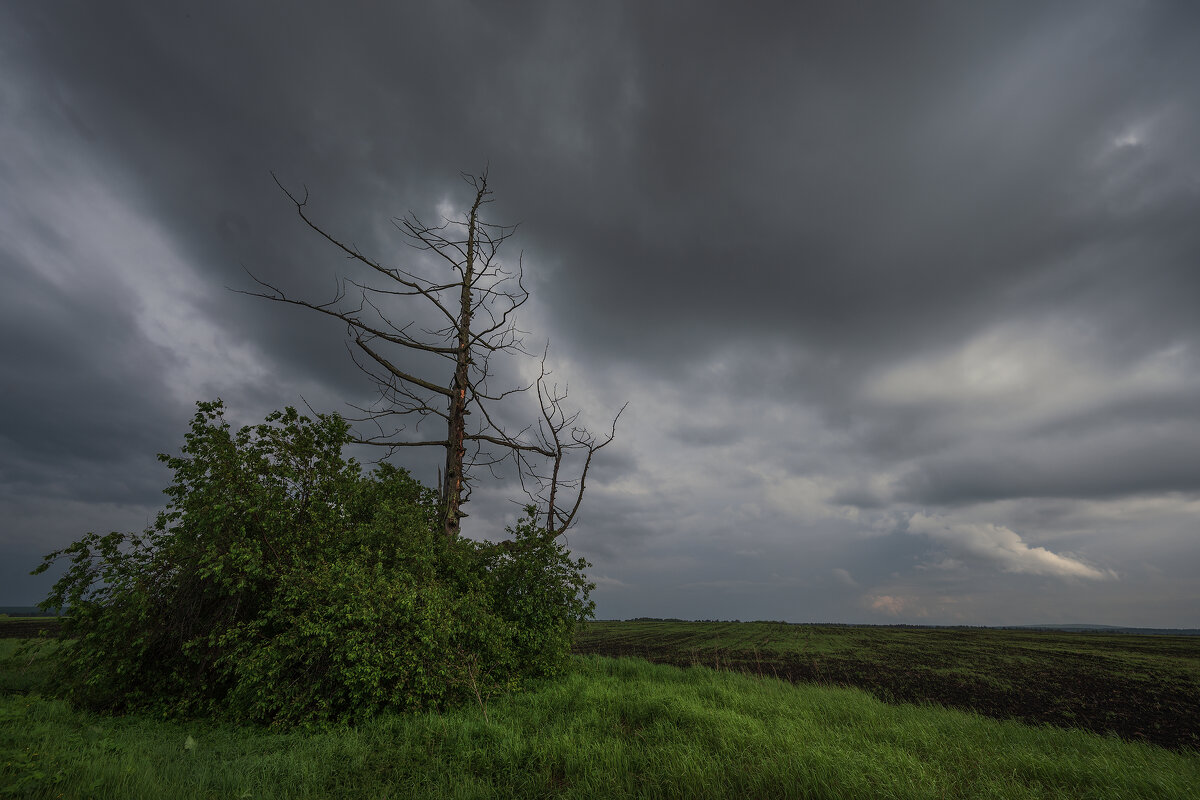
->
441, 185, 483, 539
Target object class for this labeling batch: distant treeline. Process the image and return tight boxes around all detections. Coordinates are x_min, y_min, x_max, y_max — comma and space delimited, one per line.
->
997, 625, 1200, 637
0, 606, 62, 617
613, 618, 1200, 636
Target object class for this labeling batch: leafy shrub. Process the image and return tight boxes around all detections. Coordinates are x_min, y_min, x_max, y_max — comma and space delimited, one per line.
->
34, 401, 594, 725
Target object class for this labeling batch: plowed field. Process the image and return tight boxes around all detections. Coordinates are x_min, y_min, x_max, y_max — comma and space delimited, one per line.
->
574, 620, 1200, 752
0, 618, 60, 639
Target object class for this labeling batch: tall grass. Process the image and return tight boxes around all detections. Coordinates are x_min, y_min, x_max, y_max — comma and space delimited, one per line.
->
2, 642, 1196, 799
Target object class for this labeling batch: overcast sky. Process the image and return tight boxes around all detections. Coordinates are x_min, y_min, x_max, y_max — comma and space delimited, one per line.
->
3, 1, 1198, 627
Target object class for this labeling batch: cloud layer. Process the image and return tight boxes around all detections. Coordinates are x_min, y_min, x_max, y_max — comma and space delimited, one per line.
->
2, 1, 1198, 626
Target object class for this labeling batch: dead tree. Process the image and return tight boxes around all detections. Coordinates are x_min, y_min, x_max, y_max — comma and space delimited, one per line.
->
241, 171, 624, 541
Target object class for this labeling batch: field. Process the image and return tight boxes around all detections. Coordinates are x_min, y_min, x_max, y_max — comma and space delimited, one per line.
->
0, 619, 61, 641
576, 620, 1200, 753
2, 623, 1199, 798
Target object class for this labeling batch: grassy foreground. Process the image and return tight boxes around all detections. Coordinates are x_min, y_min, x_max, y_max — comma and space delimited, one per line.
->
2, 641, 1198, 799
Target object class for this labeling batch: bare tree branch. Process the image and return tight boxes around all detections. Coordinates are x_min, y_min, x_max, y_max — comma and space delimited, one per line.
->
243, 171, 624, 541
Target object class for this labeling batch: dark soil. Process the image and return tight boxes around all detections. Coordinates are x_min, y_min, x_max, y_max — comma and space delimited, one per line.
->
574, 637, 1200, 753
0, 619, 61, 639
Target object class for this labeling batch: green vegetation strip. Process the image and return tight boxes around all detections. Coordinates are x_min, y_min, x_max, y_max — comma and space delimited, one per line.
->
2, 642, 1197, 799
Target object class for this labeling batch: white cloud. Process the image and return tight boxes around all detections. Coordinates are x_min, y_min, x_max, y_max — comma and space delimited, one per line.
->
908, 512, 1114, 580
866, 594, 911, 616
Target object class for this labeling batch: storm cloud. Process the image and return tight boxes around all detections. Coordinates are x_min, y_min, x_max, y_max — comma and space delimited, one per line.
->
3, 1, 1198, 626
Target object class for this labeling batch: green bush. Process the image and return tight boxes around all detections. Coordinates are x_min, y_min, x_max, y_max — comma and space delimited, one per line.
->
34, 400, 594, 725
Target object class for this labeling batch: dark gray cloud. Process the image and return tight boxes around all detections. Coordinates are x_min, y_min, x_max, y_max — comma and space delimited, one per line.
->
896, 426, 1200, 506
2, 1, 1198, 626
